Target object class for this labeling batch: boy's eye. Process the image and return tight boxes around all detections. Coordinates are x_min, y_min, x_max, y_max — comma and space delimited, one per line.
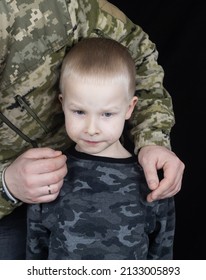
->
103, 112, 113, 117
74, 110, 85, 115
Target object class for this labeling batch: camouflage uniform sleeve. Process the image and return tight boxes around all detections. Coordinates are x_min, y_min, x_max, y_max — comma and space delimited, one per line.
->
0, 163, 23, 219
91, 0, 175, 152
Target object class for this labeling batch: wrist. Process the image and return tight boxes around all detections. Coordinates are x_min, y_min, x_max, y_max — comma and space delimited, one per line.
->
1, 168, 21, 205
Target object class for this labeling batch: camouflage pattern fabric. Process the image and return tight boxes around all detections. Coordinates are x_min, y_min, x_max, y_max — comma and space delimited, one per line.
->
0, 0, 175, 218
26, 147, 175, 260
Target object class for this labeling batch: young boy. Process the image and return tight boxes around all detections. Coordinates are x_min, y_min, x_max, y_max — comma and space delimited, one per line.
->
26, 38, 175, 260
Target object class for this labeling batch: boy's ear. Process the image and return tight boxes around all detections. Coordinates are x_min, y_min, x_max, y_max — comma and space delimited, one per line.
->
125, 96, 138, 120
59, 94, 63, 103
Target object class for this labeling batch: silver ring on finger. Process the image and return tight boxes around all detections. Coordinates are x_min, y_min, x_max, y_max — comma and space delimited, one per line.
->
48, 185, 52, 195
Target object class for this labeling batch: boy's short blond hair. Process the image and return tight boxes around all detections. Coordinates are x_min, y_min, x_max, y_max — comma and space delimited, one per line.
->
60, 37, 136, 98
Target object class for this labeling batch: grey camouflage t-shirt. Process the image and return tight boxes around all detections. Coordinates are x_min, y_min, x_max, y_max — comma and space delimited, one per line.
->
26, 146, 175, 260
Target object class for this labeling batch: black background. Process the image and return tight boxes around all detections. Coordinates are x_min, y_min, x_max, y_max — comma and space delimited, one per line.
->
110, 0, 205, 260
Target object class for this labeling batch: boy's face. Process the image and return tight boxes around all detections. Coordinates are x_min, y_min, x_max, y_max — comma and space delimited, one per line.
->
60, 77, 137, 157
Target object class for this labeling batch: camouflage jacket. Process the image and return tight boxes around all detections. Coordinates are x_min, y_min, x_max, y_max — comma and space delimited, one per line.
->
27, 147, 175, 260
0, 0, 175, 218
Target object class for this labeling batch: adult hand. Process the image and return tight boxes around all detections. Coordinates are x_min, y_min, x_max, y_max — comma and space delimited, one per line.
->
138, 145, 185, 202
4, 148, 67, 203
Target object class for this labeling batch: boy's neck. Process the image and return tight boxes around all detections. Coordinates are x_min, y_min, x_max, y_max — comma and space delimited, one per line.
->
75, 141, 132, 159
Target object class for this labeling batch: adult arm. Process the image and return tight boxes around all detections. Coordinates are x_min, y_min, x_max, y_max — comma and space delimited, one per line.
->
0, 148, 67, 219
89, 0, 185, 200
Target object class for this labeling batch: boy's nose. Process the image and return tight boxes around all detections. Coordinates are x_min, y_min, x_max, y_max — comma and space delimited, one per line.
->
86, 117, 99, 136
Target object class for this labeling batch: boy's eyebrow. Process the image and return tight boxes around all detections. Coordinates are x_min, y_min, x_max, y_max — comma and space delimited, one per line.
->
101, 106, 121, 111
66, 101, 82, 107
